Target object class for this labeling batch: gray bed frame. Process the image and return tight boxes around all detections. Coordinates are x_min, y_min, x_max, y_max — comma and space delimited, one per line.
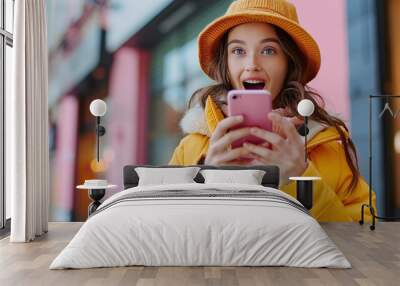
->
123, 165, 280, 189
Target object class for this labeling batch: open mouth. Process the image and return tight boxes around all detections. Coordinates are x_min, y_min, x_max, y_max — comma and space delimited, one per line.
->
242, 80, 266, 90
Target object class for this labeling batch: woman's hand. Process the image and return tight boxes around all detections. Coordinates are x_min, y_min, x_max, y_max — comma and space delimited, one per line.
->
270, 108, 304, 135
242, 112, 308, 185
204, 115, 252, 166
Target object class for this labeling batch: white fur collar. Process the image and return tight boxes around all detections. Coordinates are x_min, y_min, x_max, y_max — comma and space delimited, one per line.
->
179, 105, 212, 137
179, 105, 326, 141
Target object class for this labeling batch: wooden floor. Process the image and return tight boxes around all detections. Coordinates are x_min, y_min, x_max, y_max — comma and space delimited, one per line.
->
0, 222, 399, 286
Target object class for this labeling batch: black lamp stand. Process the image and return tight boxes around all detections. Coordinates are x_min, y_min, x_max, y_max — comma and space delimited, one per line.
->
95, 116, 106, 162
88, 189, 106, 216
293, 115, 315, 210
296, 179, 313, 210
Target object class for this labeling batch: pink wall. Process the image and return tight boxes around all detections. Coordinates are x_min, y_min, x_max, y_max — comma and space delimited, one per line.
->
53, 95, 78, 219
106, 47, 149, 189
290, 0, 350, 125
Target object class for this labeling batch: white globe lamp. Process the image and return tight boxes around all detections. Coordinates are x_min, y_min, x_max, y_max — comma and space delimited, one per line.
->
297, 99, 315, 162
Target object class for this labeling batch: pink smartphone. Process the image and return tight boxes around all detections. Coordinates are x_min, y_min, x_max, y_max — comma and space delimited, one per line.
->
227, 89, 272, 149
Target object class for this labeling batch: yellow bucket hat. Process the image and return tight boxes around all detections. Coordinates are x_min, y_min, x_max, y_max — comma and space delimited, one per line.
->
198, 0, 321, 84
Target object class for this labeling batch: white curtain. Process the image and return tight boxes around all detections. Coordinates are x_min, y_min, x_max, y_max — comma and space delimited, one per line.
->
7, 0, 49, 242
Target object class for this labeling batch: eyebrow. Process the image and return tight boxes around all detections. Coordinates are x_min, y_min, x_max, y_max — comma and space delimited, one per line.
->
227, 38, 280, 46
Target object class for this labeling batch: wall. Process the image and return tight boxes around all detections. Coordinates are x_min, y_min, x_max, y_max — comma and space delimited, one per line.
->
290, 0, 350, 123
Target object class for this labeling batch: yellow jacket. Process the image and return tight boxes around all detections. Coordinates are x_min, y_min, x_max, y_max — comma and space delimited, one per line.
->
169, 96, 376, 222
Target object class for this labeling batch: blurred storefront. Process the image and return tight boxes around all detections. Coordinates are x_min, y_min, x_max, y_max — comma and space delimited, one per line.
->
47, 0, 223, 221
47, 0, 399, 221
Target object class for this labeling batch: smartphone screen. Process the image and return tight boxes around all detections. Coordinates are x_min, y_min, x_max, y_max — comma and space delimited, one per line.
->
227, 90, 272, 149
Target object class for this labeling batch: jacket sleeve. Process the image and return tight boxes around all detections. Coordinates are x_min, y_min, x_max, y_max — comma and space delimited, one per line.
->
280, 141, 376, 222
168, 134, 209, 166
168, 140, 185, 165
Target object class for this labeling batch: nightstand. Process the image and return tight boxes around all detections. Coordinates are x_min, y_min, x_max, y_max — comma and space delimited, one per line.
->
77, 180, 117, 217
289, 176, 321, 210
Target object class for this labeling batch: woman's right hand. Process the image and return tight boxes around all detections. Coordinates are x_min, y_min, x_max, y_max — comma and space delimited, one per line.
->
204, 115, 252, 166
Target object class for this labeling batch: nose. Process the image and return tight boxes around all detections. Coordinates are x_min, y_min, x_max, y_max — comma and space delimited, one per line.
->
244, 53, 261, 72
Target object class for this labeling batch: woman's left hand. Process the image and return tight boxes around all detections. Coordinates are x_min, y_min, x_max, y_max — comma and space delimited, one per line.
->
243, 112, 308, 185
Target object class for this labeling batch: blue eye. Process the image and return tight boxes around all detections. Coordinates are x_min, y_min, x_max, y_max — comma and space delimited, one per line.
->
262, 48, 276, 55
232, 48, 245, 55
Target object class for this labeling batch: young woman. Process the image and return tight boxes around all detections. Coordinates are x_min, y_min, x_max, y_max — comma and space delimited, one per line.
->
169, 0, 376, 222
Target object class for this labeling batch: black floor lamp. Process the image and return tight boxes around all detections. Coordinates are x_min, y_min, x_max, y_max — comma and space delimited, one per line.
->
78, 99, 111, 216
289, 99, 321, 210
359, 95, 400, 230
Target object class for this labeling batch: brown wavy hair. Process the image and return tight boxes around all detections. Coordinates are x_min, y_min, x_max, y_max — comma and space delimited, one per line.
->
188, 26, 360, 195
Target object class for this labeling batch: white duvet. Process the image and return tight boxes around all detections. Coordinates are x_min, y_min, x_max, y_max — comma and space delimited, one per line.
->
50, 183, 351, 269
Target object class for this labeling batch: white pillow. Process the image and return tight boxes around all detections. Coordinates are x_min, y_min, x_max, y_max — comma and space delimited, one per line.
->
200, 169, 266, 185
135, 167, 201, 186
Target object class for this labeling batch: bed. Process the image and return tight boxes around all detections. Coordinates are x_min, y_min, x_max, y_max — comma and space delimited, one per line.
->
49, 165, 350, 269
